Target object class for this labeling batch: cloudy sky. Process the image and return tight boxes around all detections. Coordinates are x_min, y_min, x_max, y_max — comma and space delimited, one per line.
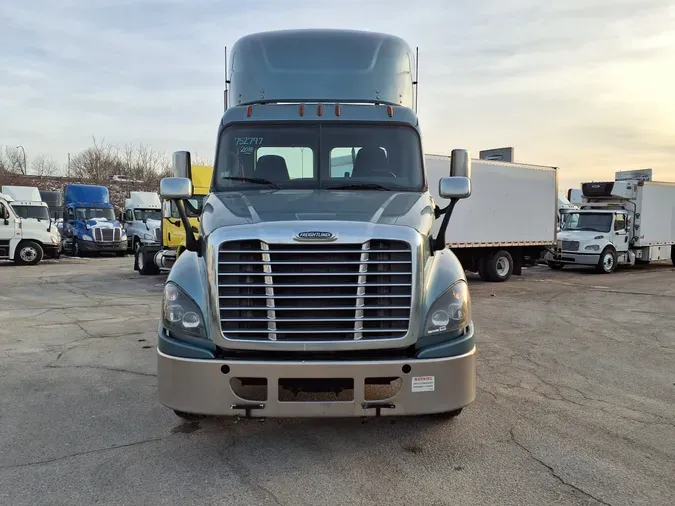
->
2, 0, 674, 189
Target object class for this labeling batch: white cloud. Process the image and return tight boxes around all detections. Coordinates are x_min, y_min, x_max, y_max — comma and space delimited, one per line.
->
1, 0, 674, 187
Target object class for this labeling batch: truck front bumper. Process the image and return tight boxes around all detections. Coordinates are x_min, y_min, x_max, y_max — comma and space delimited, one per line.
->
79, 240, 127, 253
157, 346, 476, 418
545, 250, 600, 266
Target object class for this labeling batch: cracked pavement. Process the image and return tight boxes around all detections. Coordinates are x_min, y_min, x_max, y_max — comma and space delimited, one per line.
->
1, 257, 674, 505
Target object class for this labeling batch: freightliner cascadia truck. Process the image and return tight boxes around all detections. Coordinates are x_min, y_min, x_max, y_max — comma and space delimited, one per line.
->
61, 184, 127, 257
157, 29, 476, 420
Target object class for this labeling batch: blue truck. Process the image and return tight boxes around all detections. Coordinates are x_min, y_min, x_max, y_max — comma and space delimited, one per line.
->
61, 184, 127, 257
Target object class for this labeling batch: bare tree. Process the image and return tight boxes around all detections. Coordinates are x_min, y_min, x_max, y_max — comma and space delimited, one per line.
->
0, 146, 26, 174
30, 155, 60, 176
119, 142, 167, 182
69, 137, 122, 182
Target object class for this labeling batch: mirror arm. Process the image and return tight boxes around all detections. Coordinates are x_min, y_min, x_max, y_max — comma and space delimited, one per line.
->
174, 199, 200, 254
433, 198, 458, 251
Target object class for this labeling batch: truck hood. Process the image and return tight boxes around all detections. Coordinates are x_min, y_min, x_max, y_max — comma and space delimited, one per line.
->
558, 230, 608, 242
82, 218, 122, 229
201, 190, 435, 237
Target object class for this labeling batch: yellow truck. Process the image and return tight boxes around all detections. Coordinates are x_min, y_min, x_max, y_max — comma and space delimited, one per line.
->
134, 164, 212, 275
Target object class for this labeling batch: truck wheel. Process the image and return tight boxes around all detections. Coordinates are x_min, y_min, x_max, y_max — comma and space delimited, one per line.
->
486, 250, 513, 282
174, 410, 206, 421
547, 261, 564, 270
137, 246, 160, 275
596, 247, 617, 274
14, 241, 44, 266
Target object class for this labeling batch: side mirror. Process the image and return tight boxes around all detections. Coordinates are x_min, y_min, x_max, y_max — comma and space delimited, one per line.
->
160, 177, 193, 200
172, 151, 192, 179
439, 176, 471, 199
450, 149, 472, 179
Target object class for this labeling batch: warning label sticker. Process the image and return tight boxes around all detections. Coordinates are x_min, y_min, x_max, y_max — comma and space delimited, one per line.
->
411, 376, 435, 392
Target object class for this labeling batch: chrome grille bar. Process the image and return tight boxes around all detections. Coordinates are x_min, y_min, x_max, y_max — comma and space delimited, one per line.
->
261, 242, 276, 341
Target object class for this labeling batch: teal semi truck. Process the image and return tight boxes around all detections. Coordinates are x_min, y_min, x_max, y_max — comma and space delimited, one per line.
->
156, 29, 476, 420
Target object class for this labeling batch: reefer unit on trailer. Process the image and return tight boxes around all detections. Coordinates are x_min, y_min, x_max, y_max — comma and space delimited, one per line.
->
549, 169, 675, 273
427, 155, 558, 282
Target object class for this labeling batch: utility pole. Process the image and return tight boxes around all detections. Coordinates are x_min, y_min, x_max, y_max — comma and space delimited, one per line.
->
67, 153, 71, 177
16, 145, 27, 174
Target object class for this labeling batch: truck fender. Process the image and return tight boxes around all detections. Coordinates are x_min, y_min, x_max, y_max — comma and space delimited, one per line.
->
166, 250, 213, 337
419, 248, 466, 335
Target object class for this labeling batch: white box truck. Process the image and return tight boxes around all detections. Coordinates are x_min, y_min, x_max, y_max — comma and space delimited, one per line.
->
548, 169, 675, 273
427, 155, 558, 282
0, 187, 61, 265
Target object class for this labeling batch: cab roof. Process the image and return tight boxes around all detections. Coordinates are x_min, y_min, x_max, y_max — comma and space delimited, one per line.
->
228, 29, 415, 108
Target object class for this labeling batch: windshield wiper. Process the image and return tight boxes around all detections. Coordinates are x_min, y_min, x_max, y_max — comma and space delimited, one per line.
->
325, 183, 391, 191
221, 176, 280, 189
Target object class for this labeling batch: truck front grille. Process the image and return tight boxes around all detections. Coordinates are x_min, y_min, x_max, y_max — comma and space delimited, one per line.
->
217, 240, 413, 341
154, 228, 161, 242
562, 240, 579, 252
94, 228, 120, 242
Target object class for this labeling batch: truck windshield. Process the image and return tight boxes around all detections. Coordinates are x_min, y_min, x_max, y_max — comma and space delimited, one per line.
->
562, 212, 613, 233
134, 209, 162, 221
214, 124, 424, 191
170, 195, 206, 218
75, 207, 115, 221
10, 205, 50, 221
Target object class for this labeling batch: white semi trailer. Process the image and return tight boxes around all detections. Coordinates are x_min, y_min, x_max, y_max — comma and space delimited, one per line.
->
548, 169, 675, 273
427, 155, 558, 282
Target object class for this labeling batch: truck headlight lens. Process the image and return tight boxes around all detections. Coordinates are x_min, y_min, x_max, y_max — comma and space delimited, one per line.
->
50, 235, 59, 244
143, 232, 154, 240
82, 234, 93, 241
163, 282, 206, 339
585, 245, 600, 251
424, 281, 471, 335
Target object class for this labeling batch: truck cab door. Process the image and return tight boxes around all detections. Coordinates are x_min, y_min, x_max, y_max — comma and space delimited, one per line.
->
613, 213, 629, 252
0, 201, 17, 258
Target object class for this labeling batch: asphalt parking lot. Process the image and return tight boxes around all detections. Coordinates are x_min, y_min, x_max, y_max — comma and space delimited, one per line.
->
1, 257, 673, 506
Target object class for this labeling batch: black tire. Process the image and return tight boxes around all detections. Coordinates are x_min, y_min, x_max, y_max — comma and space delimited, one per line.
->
137, 246, 160, 275
596, 247, 617, 274
547, 261, 565, 270
429, 408, 463, 420
485, 250, 513, 282
174, 410, 206, 421
14, 241, 44, 266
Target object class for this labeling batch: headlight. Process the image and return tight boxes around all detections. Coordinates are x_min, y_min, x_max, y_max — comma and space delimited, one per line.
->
163, 282, 206, 339
50, 235, 58, 245
424, 281, 471, 335
120, 230, 127, 239
82, 234, 93, 241
143, 232, 154, 240
585, 244, 600, 251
